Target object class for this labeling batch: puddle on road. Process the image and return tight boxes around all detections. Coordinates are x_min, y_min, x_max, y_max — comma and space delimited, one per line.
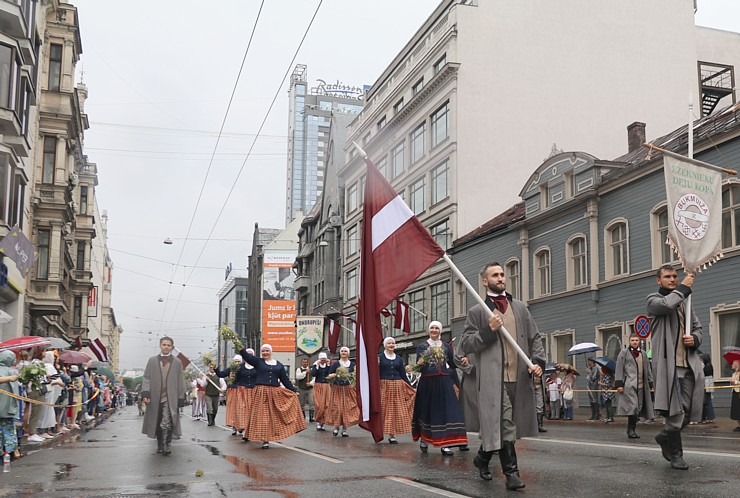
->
146, 482, 189, 493
54, 463, 77, 480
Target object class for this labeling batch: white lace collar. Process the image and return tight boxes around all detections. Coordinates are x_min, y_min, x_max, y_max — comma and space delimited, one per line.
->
244, 363, 254, 370
263, 359, 277, 366
383, 351, 397, 361
427, 338, 442, 347
338, 359, 351, 367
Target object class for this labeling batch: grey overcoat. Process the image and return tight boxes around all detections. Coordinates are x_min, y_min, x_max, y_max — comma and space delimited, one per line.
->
615, 348, 655, 418
453, 352, 480, 432
141, 355, 186, 439
460, 299, 545, 452
646, 287, 704, 422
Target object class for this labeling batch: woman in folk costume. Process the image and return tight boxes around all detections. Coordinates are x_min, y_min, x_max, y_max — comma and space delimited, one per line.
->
310, 352, 332, 431
239, 344, 305, 449
326, 347, 360, 437
192, 374, 207, 421
412, 321, 467, 455
40, 351, 64, 436
234, 348, 258, 441
214, 355, 243, 435
379, 337, 415, 444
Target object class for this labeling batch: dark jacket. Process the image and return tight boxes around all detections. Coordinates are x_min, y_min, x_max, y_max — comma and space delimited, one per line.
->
239, 349, 297, 392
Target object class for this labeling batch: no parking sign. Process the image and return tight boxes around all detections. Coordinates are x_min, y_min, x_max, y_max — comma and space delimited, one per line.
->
635, 315, 650, 338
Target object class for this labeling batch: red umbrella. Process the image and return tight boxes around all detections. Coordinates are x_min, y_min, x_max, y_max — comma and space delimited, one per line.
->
0, 336, 52, 352
723, 350, 740, 366
58, 350, 93, 364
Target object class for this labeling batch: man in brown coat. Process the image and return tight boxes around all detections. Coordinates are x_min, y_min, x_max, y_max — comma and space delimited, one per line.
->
141, 336, 186, 455
461, 263, 545, 491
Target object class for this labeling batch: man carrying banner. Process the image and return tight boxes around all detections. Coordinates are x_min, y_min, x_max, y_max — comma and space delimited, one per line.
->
461, 263, 545, 490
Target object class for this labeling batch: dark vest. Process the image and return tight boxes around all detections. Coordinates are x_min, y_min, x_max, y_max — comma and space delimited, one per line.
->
297, 367, 312, 390
205, 373, 220, 396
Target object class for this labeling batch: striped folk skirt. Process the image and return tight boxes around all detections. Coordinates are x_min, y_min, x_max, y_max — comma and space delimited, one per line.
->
381, 379, 415, 435
235, 386, 253, 431
246, 385, 307, 442
326, 384, 360, 428
313, 383, 331, 424
412, 374, 468, 448
225, 387, 238, 427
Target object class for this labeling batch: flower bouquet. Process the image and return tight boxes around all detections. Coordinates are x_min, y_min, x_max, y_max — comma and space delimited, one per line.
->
326, 366, 355, 386
200, 352, 215, 368
219, 324, 243, 351
229, 360, 241, 375
18, 362, 47, 392
411, 345, 446, 373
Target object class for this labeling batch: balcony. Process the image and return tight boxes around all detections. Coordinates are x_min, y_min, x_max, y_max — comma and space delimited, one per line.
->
0, 1, 28, 39
294, 275, 311, 292
27, 281, 67, 317
0, 107, 21, 136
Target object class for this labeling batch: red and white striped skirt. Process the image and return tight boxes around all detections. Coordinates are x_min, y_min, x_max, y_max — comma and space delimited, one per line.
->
235, 386, 253, 431
313, 383, 331, 424
225, 388, 237, 427
381, 379, 415, 435
246, 385, 307, 442
326, 384, 360, 428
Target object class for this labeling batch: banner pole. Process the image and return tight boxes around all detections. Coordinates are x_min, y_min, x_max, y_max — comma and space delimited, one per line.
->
442, 254, 534, 370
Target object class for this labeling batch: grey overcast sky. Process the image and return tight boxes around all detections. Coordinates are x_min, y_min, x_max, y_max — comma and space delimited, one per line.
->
70, 1, 740, 370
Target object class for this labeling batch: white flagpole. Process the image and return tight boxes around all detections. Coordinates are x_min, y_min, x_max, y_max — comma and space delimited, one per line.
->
685, 93, 694, 337
175, 347, 222, 391
442, 254, 535, 370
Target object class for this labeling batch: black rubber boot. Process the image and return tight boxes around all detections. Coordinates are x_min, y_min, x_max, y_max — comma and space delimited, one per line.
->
499, 442, 525, 490
309, 410, 315, 422
655, 429, 671, 461
537, 414, 547, 433
627, 415, 639, 438
162, 429, 171, 456
156, 429, 164, 454
473, 447, 494, 481
667, 431, 688, 470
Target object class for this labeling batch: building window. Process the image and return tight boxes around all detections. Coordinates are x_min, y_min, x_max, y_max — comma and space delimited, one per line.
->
534, 248, 551, 298
80, 186, 88, 215
392, 142, 405, 178
393, 98, 404, 114
506, 259, 520, 300
454, 279, 466, 317
410, 177, 425, 215
552, 330, 575, 365
346, 268, 358, 299
76, 241, 85, 270
410, 123, 425, 164
716, 309, 740, 379
73, 296, 82, 327
42, 136, 56, 184
377, 115, 387, 131
431, 161, 449, 205
597, 325, 624, 361
539, 184, 549, 209
362, 132, 371, 145
346, 224, 358, 256
431, 281, 450, 326
412, 78, 424, 95
37, 229, 50, 279
433, 53, 447, 74
48, 43, 63, 92
377, 157, 387, 178
431, 102, 449, 148
0, 163, 10, 223
430, 219, 449, 249
567, 235, 587, 289
346, 182, 358, 214
722, 183, 740, 249
10, 175, 24, 229
0, 44, 19, 110
651, 204, 675, 266
408, 289, 426, 333
606, 220, 629, 278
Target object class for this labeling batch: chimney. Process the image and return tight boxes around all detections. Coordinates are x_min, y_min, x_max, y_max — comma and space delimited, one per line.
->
627, 122, 646, 153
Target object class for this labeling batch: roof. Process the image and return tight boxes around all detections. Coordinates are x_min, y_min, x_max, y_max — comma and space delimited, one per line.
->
452, 202, 525, 249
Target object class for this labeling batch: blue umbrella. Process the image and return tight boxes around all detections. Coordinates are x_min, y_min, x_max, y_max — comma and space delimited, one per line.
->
591, 356, 616, 374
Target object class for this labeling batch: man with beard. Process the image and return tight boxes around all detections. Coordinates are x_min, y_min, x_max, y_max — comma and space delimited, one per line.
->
141, 337, 186, 455
647, 265, 703, 470
460, 263, 544, 490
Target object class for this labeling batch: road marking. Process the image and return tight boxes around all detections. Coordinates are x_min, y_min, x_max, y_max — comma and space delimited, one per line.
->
385, 477, 472, 497
526, 437, 740, 458
271, 441, 344, 463
684, 434, 740, 441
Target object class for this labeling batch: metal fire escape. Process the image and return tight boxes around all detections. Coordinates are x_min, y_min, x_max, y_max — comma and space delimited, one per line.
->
698, 62, 736, 117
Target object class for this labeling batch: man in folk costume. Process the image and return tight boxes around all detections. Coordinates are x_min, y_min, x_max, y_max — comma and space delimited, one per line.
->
202, 364, 226, 427
647, 265, 703, 470
141, 336, 186, 455
461, 263, 545, 490
615, 333, 654, 439
295, 357, 315, 422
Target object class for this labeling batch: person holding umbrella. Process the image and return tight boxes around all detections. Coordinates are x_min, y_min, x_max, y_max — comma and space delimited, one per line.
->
586, 359, 601, 421
727, 353, 740, 432
615, 334, 654, 439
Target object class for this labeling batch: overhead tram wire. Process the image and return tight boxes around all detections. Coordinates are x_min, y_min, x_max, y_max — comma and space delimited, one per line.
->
161, 0, 325, 334
157, 0, 267, 333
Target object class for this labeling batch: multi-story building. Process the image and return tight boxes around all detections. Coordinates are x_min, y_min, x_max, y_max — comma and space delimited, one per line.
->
216, 275, 248, 365
246, 223, 281, 350
0, 0, 39, 340
449, 108, 740, 409
338, 0, 740, 359
285, 64, 364, 224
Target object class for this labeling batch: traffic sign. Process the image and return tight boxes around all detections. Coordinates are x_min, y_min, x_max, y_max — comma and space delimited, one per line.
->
635, 315, 650, 338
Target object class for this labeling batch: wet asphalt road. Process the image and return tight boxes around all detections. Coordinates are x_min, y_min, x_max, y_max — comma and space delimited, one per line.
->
0, 406, 738, 497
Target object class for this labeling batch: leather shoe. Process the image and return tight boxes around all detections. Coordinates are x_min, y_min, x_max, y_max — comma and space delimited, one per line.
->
473, 454, 492, 481
441, 447, 453, 456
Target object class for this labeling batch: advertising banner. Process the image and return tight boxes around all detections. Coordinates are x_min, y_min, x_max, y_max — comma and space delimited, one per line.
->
261, 250, 297, 352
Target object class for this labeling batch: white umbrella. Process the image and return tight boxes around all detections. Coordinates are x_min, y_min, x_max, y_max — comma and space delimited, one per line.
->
48, 337, 72, 349
0, 310, 13, 324
567, 342, 602, 356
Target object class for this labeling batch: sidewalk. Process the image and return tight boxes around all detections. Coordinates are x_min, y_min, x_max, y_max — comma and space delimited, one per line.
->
21, 407, 117, 450
544, 406, 740, 434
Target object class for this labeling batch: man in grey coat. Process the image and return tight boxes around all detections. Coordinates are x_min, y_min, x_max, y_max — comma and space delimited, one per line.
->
461, 263, 545, 490
615, 334, 654, 439
141, 336, 186, 455
647, 265, 703, 470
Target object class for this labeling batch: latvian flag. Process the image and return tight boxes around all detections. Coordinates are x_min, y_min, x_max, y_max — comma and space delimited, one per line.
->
327, 319, 341, 354
394, 300, 411, 334
355, 146, 445, 443
173, 348, 191, 368
89, 338, 109, 363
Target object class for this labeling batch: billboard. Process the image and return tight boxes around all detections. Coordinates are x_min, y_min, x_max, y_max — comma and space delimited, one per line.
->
261, 250, 297, 352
